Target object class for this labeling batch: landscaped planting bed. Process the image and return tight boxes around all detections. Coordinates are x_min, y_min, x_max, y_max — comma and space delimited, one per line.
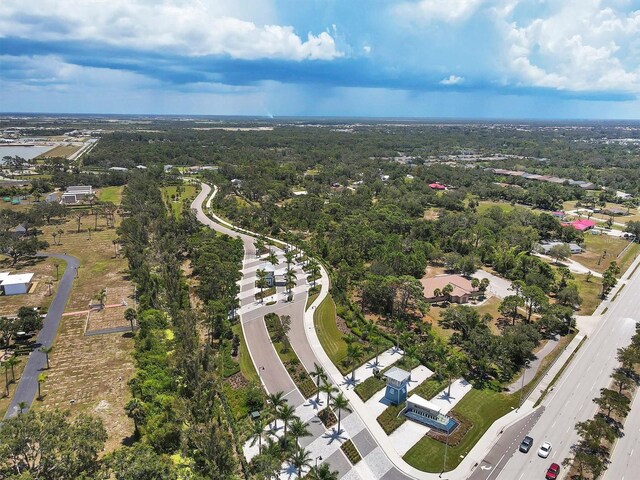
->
340, 439, 362, 465
377, 402, 406, 434
317, 408, 337, 428
354, 376, 386, 402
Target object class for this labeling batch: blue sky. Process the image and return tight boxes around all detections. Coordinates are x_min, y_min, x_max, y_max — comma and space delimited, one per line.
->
1, 0, 639, 119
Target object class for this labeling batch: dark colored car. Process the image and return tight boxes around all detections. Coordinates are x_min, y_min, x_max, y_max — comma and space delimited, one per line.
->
546, 463, 560, 479
519, 436, 533, 453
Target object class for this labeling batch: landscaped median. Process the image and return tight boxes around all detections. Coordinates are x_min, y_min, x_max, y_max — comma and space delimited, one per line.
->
264, 312, 317, 398
313, 295, 348, 367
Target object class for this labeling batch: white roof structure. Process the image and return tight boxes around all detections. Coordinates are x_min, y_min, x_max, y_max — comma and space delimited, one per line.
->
0, 272, 10, 282
66, 185, 93, 194
0, 273, 34, 285
406, 394, 442, 414
384, 366, 411, 383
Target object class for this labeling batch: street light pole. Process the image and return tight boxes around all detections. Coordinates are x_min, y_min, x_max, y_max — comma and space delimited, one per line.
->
517, 360, 529, 412
315, 455, 323, 477
440, 431, 449, 477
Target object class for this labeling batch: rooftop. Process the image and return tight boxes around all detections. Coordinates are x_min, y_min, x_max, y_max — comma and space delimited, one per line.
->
421, 274, 475, 298
406, 394, 442, 414
384, 366, 411, 383
0, 272, 34, 285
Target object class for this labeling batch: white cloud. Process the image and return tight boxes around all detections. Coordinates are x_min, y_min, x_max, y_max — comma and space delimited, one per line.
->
496, 0, 640, 93
395, 0, 487, 23
0, 0, 342, 61
440, 75, 464, 85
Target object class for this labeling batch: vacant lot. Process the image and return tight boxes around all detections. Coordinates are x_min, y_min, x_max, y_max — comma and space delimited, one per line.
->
576, 234, 638, 275
97, 186, 124, 205
41, 211, 129, 312
37, 144, 81, 159
37, 312, 135, 452
0, 255, 61, 316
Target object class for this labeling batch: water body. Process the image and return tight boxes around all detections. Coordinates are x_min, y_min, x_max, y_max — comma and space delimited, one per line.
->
0, 146, 53, 162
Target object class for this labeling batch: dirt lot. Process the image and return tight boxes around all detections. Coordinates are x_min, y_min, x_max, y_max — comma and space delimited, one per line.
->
85, 285, 134, 333
37, 312, 135, 452
0, 256, 60, 316
37, 144, 81, 159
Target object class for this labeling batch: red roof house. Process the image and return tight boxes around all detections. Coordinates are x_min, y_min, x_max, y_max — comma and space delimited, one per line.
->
563, 219, 596, 231
429, 182, 447, 190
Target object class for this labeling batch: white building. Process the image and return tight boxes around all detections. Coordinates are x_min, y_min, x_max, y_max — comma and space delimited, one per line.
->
61, 185, 93, 204
0, 272, 34, 295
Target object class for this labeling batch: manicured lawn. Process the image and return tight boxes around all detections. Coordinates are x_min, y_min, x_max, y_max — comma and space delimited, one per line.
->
305, 285, 321, 310
618, 243, 640, 274
403, 388, 517, 472
232, 323, 259, 383
97, 186, 123, 205
314, 295, 348, 365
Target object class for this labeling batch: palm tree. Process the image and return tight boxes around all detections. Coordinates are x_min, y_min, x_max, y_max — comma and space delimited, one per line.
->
433, 288, 442, 300
5, 356, 19, 383
125, 397, 146, 437
314, 462, 339, 480
2, 361, 9, 396
311, 363, 327, 403
289, 417, 311, 446
331, 393, 351, 435
266, 250, 279, 268
40, 345, 53, 369
393, 320, 404, 348
249, 417, 266, 454
442, 283, 454, 302
308, 259, 321, 287
346, 343, 364, 382
267, 391, 286, 429
289, 446, 312, 478
278, 404, 296, 445
371, 334, 383, 366
320, 380, 337, 408
37, 373, 47, 400
256, 269, 268, 302
284, 267, 297, 293
470, 278, 479, 292
403, 344, 418, 369
17, 401, 28, 415
124, 308, 137, 333
445, 355, 462, 397
284, 250, 296, 269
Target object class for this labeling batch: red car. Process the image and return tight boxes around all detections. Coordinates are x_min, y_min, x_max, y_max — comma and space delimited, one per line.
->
546, 463, 560, 480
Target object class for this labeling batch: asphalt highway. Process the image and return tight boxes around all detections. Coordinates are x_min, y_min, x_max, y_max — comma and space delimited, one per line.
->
496, 261, 640, 480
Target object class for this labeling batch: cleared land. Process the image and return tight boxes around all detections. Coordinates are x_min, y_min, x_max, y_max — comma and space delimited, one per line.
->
37, 144, 81, 159
576, 234, 639, 275
0, 255, 61, 316
97, 186, 124, 205
37, 313, 135, 452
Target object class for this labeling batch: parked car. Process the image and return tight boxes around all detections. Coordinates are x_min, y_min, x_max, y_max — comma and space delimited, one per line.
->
538, 441, 552, 458
546, 462, 560, 479
519, 436, 533, 453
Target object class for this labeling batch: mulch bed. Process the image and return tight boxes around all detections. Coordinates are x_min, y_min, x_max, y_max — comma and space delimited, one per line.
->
226, 371, 249, 390
336, 316, 350, 336
426, 411, 472, 447
317, 407, 337, 428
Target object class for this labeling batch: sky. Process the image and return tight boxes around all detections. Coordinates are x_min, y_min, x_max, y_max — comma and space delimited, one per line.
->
1, 0, 640, 119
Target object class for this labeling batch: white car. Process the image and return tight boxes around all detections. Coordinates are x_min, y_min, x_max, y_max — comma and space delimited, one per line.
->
538, 442, 552, 458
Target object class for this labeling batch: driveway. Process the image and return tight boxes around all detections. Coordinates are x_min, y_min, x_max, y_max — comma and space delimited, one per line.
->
472, 269, 512, 299
4, 253, 79, 419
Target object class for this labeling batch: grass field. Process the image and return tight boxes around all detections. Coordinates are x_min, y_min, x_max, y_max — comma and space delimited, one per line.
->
426, 296, 502, 339
305, 285, 321, 310
477, 200, 519, 214
97, 186, 124, 205
161, 185, 197, 218
404, 388, 517, 472
577, 234, 638, 275
573, 273, 603, 315
314, 295, 348, 366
